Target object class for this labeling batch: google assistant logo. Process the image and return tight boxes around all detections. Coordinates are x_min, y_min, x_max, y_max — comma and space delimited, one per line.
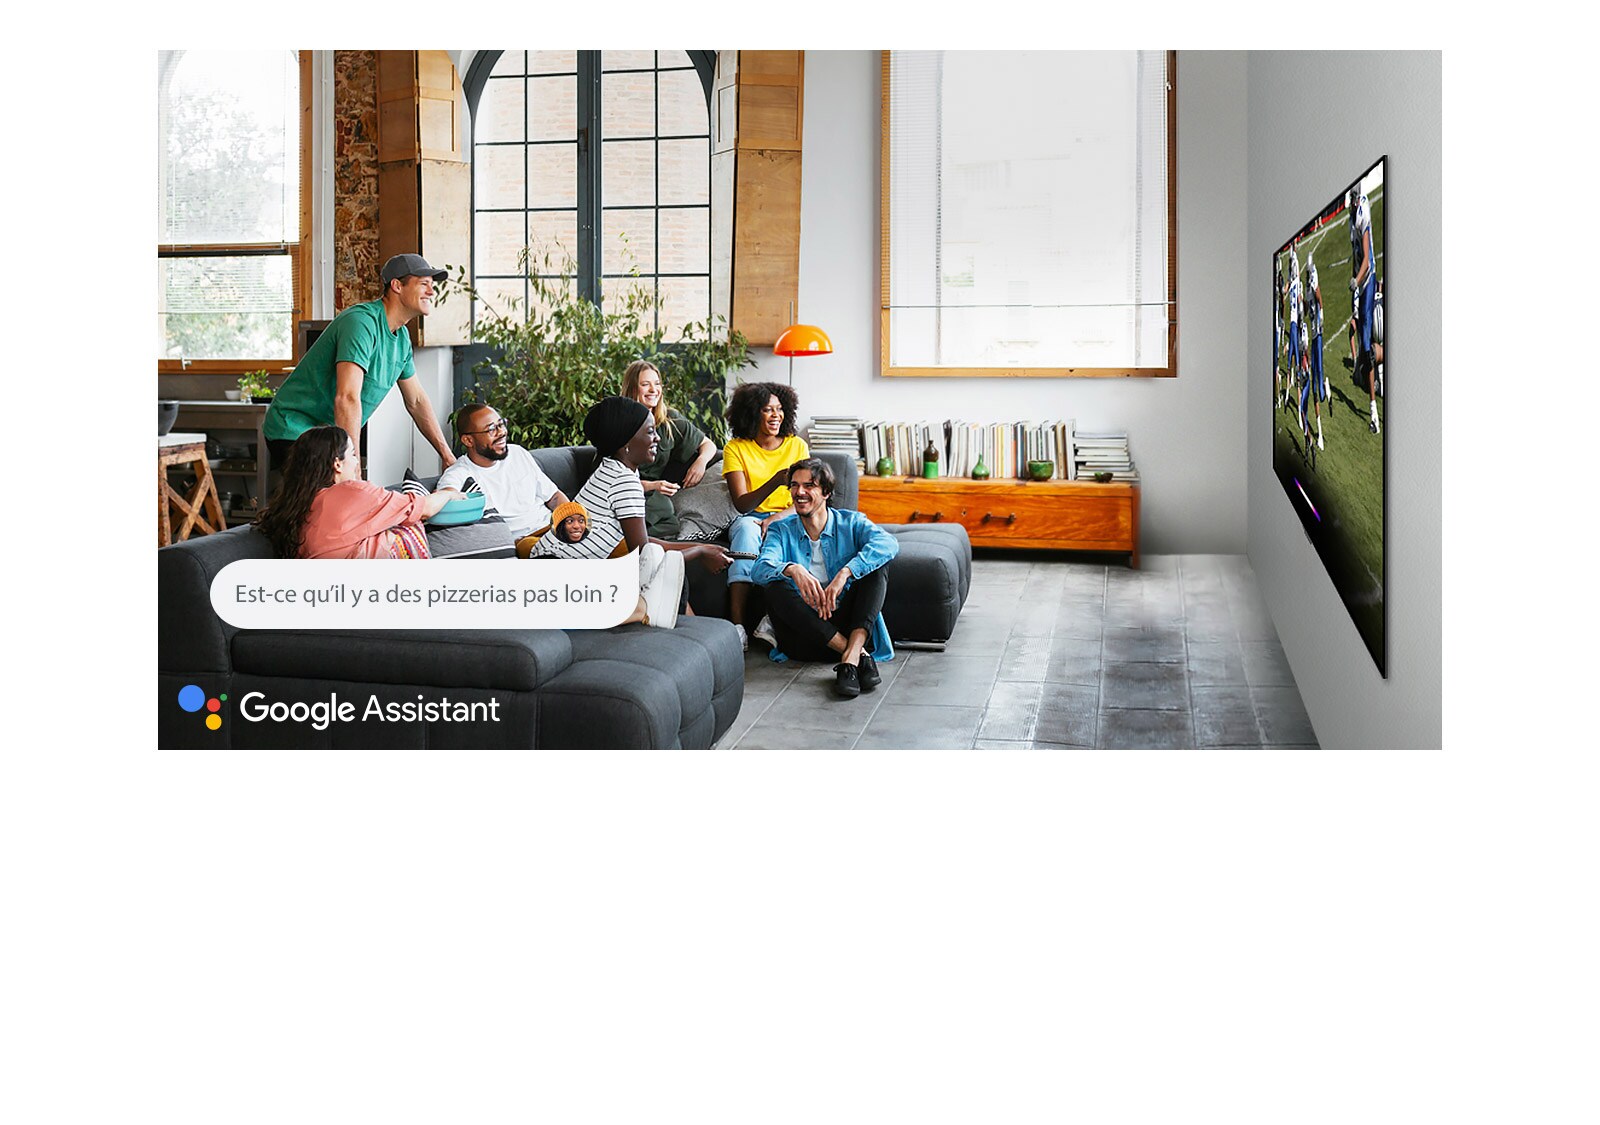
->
178, 684, 226, 732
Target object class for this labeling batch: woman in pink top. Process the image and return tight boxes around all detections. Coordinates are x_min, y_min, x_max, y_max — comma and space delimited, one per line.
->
254, 426, 454, 559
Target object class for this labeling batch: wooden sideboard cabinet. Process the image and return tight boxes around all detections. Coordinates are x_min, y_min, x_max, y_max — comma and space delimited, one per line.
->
856, 476, 1140, 567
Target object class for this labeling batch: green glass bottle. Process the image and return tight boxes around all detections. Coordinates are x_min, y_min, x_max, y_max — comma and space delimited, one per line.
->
971, 454, 990, 480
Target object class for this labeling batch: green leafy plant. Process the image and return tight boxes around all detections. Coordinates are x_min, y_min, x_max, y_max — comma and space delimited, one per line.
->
237, 370, 275, 400
448, 245, 753, 450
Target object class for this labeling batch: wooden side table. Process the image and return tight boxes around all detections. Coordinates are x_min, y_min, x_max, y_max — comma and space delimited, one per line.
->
159, 432, 227, 547
857, 475, 1141, 567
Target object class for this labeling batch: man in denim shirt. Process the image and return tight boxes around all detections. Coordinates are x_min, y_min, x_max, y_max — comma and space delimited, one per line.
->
750, 457, 899, 698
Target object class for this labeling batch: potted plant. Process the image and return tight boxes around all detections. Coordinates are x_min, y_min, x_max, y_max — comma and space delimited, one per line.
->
448, 244, 753, 450
238, 370, 276, 404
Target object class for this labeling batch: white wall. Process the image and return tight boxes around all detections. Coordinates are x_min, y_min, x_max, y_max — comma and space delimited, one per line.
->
744, 50, 1250, 555
1246, 52, 1442, 749
367, 346, 454, 485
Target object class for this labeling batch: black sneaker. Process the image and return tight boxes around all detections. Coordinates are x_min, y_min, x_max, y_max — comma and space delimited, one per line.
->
833, 663, 862, 699
857, 653, 881, 692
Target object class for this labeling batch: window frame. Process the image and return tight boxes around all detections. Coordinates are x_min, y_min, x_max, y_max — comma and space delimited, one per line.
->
156, 50, 314, 376
878, 49, 1178, 379
463, 50, 715, 331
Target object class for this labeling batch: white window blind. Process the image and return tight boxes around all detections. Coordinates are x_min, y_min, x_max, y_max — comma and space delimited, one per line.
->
157, 50, 301, 362
886, 50, 1172, 374
158, 51, 300, 245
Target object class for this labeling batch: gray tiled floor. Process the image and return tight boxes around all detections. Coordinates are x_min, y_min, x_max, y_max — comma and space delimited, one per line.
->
716, 554, 1319, 750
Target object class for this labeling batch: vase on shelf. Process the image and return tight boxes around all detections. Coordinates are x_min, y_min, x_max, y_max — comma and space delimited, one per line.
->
971, 454, 990, 480
922, 438, 939, 479
875, 455, 895, 477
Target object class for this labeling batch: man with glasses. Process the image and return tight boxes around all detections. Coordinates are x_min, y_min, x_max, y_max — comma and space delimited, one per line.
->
264, 254, 458, 474
436, 403, 569, 538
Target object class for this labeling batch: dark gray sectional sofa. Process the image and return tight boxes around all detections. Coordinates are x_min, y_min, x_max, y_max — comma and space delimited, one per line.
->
156, 447, 969, 750
157, 503, 744, 750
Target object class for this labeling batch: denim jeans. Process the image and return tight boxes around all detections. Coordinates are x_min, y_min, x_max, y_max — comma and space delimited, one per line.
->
727, 513, 765, 584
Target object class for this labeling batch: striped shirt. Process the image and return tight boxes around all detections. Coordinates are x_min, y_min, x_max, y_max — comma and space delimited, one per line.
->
535, 456, 645, 560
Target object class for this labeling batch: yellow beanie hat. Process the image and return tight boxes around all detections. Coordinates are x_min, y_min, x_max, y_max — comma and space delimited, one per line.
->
549, 500, 587, 528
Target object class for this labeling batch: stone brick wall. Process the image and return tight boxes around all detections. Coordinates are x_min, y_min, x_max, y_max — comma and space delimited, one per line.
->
334, 51, 380, 312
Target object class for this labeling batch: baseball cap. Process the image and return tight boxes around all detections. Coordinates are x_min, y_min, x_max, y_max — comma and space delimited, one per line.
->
380, 253, 448, 284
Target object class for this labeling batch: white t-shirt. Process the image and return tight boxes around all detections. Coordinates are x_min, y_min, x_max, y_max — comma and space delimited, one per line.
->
436, 445, 559, 537
807, 534, 830, 583
536, 457, 646, 560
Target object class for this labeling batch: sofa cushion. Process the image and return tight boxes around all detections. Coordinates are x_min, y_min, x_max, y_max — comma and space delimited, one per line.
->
666, 615, 746, 738
232, 628, 574, 692
529, 445, 595, 498
159, 524, 276, 675
425, 514, 516, 559
537, 658, 682, 749
671, 479, 740, 542
885, 523, 974, 604
650, 614, 744, 698
872, 523, 972, 643
564, 624, 716, 731
816, 450, 859, 511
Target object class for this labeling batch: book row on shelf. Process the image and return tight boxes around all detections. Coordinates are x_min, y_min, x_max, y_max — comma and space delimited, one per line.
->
805, 417, 1138, 483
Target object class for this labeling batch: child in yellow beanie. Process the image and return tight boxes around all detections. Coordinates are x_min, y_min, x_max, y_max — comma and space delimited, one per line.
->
548, 500, 589, 545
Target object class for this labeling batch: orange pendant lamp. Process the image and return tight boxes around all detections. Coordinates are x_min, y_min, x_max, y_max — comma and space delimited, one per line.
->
772, 321, 833, 386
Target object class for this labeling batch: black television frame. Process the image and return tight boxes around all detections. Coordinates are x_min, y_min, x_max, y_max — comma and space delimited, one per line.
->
1271, 155, 1387, 677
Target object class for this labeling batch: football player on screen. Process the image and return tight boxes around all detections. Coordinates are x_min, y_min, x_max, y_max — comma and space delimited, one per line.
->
1274, 258, 1285, 408
1372, 277, 1384, 398
1296, 320, 1317, 461
1306, 255, 1325, 404
1347, 184, 1380, 435
1286, 242, 1303, 416
1301, 259, 1326, 451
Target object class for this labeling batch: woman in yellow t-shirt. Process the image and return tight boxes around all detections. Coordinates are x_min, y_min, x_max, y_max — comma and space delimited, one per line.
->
721, 381, 808, 648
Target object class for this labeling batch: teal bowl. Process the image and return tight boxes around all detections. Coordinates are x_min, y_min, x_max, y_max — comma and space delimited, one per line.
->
426, 491, 487, 526
1026, 460, 1054, 481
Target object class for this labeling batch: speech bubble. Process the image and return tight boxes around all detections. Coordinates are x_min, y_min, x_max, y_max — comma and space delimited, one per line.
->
210, 556, 641, 630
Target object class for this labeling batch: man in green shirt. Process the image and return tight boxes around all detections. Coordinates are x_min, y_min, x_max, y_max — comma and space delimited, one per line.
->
264, 254, 457, 473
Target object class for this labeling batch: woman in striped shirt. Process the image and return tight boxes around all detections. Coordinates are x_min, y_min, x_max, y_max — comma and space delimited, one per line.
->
537, 397, 731, 627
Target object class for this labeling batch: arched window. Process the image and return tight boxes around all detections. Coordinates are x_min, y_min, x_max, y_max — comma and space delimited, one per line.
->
466, 51, 714, 337
157, 50, 309, 371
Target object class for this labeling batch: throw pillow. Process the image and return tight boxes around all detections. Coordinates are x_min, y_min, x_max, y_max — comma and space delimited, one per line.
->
671, 479, 741, 543
428, 513, 515, 559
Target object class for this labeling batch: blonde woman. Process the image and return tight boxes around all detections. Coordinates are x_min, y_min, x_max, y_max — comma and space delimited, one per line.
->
621, 359, 717, 539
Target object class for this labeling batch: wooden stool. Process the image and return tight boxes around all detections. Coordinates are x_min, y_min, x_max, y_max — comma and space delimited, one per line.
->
159, 432, 227, 547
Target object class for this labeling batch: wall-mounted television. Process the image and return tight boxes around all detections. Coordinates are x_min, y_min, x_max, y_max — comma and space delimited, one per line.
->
1272, 155, 1385, 675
